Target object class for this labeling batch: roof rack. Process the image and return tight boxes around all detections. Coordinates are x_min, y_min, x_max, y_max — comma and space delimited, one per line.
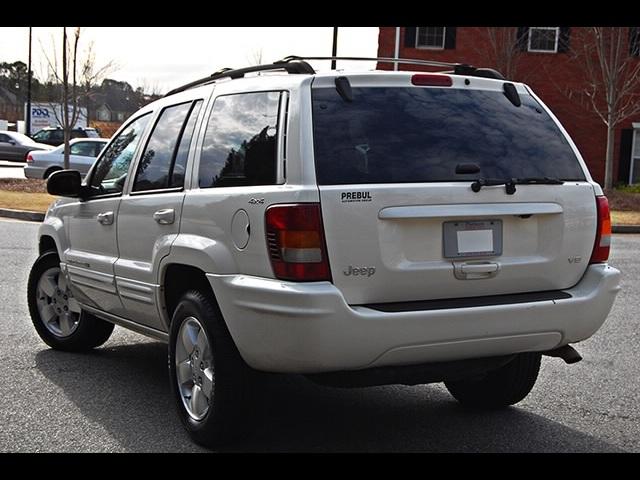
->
277, 55, 463, 69
164, 60, 315, 97
278, 56, 504, 79
164, 55, 504, 98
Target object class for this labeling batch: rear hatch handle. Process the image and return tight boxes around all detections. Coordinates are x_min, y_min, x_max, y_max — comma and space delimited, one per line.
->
453, 261, 500, 280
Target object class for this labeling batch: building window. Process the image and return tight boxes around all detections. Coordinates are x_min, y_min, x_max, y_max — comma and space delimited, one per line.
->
416, 27, 446, 49
528, 27, 560, 53
630, 27, 640, 56
631, 127, 640, 184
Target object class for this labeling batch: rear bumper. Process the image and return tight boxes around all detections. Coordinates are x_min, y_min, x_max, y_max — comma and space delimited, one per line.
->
23, 166, 45, 179
207, 264, 621, 374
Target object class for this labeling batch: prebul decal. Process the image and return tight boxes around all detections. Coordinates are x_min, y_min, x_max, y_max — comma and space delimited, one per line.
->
341, 191, 372, 203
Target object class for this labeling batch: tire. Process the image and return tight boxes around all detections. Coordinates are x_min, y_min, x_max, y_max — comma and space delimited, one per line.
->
44, 167, 62, 179
444, 352, 542, 409
168, 289, 256, 448
27, 250, 114, 351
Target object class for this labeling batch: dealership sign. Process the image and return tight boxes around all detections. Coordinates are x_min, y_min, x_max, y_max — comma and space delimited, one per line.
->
24, 103, 87, 135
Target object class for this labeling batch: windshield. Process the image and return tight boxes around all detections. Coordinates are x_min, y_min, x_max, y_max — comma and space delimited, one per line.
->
311, 86, 586, 185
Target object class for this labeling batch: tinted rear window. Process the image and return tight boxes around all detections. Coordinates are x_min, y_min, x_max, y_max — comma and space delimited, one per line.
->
312, 86, 586, 185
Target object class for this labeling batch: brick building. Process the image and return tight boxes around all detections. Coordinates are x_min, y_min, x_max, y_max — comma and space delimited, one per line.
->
376, 27, 640, 186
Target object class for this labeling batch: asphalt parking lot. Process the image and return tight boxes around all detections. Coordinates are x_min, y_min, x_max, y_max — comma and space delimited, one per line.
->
0, 218, 638, 452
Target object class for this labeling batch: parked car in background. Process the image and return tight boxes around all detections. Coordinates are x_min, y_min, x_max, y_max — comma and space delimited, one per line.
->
0, 131, 53, 162
30, 127, 101, 147
24, 138, 109, 179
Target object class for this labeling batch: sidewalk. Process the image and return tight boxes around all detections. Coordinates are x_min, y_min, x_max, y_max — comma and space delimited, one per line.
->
0, 161, 26, 180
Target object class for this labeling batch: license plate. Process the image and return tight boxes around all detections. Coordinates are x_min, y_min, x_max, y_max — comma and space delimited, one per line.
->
443, 220, 502, 258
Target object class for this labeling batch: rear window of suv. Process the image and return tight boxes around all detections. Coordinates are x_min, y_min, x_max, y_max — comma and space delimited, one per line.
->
311, 86, 586, 185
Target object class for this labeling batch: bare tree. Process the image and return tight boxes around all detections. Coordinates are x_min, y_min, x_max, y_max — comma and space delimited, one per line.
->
80, 42, 117, 121
247, 48, 264, 66
469, 27, 545, 82
477, 27, 521, 80
40, 27, 116, 169
568, 27, 640, 189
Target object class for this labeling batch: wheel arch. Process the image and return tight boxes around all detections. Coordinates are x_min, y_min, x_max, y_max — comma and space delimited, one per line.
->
43, 166, 62, 179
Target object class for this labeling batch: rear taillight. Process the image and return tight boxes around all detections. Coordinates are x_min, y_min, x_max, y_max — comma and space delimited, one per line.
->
590, 196, 611, 264
265, 203, 332, 282
26, 153, 33, 163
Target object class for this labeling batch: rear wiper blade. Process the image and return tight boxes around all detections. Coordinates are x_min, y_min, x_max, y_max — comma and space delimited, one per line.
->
514, 177, 564, 185
471, 177, 516, 195
471, 176, 564, 195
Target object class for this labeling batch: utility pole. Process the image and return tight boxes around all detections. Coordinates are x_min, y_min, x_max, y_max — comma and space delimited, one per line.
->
331, 27, 338, 69
26, 27, 32, 135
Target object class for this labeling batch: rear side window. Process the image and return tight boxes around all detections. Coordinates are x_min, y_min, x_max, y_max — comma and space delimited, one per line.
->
70, 141, 96, 157
171, 100, 203, 188
312, 86, 586, 185
133, 101, 198, 192
198, 91, 280, 188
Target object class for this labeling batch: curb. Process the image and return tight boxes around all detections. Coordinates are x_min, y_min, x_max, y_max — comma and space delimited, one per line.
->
0, 208, 45, 222
613, 225, 640, 234
0, 162, 26, 168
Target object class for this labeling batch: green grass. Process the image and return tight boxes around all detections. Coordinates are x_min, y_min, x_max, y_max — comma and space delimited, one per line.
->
0, 190, 56, 212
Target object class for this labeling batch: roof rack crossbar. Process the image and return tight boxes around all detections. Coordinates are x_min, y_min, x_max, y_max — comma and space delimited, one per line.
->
277, 55, 469, 70
165, 60, 315, 97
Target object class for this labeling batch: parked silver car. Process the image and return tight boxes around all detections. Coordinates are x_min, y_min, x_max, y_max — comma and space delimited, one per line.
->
24, 138, 108, 179
0, 130, 53, 162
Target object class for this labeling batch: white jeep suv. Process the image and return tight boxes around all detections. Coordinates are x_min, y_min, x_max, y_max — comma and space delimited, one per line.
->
27, 57, 621, 448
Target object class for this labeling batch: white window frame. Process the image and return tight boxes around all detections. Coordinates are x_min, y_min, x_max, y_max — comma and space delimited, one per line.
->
528, 27, 560, 53
629, 123, 640, 184
416, 27, 446, 50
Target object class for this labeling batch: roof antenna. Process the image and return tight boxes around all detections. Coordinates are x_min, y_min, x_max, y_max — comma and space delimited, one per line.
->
335, 76, 353, 102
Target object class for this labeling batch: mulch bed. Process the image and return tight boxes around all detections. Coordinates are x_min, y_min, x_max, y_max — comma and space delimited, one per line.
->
605, 189, 640, 212
0, 178, 47, 193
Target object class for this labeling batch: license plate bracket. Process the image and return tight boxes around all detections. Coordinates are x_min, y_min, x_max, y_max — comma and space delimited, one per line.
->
443, 219, 502, 258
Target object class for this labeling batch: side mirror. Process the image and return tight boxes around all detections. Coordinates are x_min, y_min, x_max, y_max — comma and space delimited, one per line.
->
47, 170, 83, 198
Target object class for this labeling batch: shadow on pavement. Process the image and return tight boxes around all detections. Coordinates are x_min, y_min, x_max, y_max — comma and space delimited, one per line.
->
35, 341, 623, 453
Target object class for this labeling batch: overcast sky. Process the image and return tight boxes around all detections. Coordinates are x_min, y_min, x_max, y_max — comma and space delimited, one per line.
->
0, 27, 381, 94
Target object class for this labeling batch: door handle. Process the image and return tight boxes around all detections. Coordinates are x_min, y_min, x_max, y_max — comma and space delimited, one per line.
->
453, 261, 500, 280
96, 211, 114, 225
153, 208, 175, 225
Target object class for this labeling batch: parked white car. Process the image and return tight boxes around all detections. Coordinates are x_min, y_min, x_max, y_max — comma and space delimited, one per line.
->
24, 138, 108, 179
27, 57, 621, 448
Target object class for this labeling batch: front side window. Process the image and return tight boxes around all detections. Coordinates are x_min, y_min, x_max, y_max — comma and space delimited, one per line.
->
133, 102, 194, 192
416, 27, 446, 49
89, 114, 151, 195
528, 27, 560, 52
49, 130, 64, 143
198, 91, 280, 188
